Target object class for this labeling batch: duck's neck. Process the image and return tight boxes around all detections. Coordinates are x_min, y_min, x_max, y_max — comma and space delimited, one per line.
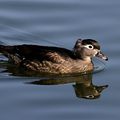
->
72, 49, 93, 63
81, 57, 92, 63
73, 52, 92, 63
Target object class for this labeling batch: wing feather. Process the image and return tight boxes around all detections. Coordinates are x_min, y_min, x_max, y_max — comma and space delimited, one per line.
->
14, 45, 73, 63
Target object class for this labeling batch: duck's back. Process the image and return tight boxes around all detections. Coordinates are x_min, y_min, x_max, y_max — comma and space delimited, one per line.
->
0, 44, 76, 64
13, 45, 75, 62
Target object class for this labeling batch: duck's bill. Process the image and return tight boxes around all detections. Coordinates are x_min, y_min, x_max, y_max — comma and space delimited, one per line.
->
96, 51, 108, 61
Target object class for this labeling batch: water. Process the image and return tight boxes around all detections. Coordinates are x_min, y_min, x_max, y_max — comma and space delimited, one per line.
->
0, 0, 120, 120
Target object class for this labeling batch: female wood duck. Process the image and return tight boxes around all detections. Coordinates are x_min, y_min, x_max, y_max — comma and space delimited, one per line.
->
0, 39, 108, 74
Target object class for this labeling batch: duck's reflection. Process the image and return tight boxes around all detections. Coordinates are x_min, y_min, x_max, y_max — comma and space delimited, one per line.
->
29, 73, 108, 100
73, 74, 108, 99
0, 61, 108, 100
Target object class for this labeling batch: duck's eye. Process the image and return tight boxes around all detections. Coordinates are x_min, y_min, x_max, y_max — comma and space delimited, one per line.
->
84, 45, 94, 49
85, 95, 95, 99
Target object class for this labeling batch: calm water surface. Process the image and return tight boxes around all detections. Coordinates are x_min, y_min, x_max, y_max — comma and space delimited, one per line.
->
0, 0, 120, 120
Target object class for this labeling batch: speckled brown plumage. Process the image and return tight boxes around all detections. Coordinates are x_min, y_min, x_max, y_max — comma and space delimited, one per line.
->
21, 59, 93, 74
0, 39, 108, 74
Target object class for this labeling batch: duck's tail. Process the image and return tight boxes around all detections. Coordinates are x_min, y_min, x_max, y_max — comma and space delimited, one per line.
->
0, 45, 21, 64
0, 45, 6, 53
0, 40, 7, 52
0, 45, 12, 54
0, 45, 18, 58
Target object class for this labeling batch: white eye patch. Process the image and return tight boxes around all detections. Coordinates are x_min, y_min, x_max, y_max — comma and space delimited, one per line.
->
84, 44, 94, 49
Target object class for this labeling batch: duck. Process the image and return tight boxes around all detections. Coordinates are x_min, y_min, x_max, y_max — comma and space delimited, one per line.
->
0, 38, 108, 74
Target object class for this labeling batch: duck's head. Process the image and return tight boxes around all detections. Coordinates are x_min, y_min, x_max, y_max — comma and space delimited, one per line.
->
73, 39, 108, 61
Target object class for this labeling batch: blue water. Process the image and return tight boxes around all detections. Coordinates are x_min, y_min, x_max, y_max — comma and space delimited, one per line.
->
0, 0, 120, 120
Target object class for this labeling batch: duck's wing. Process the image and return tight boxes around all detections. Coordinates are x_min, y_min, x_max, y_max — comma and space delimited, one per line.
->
0, 44, 74, 64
